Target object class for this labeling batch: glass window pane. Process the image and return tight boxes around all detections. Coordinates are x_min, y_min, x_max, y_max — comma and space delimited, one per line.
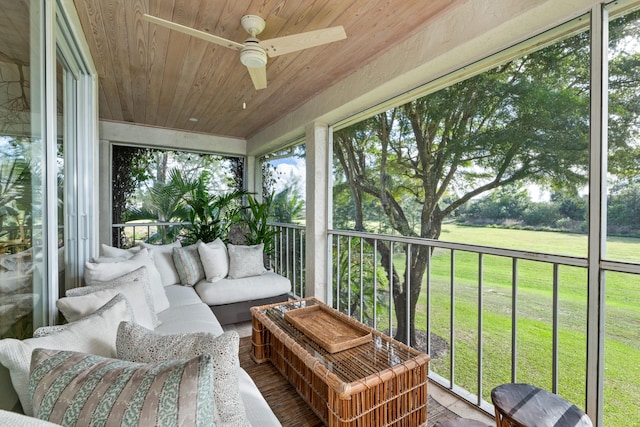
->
261, 143, 306, 225
0, 0, 44, 339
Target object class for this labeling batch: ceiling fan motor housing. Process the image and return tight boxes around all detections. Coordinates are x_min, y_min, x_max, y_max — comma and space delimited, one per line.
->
240, 39, 267, 68
241, 15, 266, 37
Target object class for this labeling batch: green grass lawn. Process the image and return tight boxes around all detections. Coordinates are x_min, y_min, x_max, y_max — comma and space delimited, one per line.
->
350, 224, 640, 426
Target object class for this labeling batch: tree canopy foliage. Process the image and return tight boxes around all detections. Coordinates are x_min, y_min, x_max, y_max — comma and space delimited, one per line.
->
333, 16, 640, 343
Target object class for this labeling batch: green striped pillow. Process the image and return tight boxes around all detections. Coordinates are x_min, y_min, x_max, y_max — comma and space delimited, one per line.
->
29, 348, 215, 427
172, 243, 205, 286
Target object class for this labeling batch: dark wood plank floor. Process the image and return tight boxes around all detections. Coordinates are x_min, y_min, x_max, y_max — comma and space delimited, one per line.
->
238, 337, 460, 426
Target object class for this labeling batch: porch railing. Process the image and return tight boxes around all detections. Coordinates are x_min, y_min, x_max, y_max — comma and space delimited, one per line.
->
327, 228, 590, 415
111, 222, 191, 248
268, 222, 306, 299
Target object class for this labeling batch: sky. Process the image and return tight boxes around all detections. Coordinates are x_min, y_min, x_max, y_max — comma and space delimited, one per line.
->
269, 157, 306, 197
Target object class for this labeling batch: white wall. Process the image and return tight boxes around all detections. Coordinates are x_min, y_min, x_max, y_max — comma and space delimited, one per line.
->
99, 121, 246, 154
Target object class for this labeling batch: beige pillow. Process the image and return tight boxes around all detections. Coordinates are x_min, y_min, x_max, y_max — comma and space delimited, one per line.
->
117, 322, 250, 427
198, 239, 229, 282
0, 295, 133, 415
227, 243, 266, 279
84, 248, 169, 313
140, 241, 182, 286
59, 266, 159, 329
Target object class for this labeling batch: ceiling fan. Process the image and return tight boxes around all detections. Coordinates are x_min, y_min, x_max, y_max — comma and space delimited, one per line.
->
142, 13, 347, 90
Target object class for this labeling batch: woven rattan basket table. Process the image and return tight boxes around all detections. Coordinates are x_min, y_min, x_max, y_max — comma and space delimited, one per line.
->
251, 297, 430, 427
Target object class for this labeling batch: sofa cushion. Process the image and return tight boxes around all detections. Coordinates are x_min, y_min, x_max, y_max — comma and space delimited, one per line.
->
237, 369, 283, 427
195, 271, 291, 306
227, 244, 266, 278
198, 239, 229, 282
29, 349, 214, 427
84, 249, 169, 313
0, 295, 133, 415
162, 284, 204, 307
117, 322, 249, 427
59, 266, 158, 329
155, 301, 224, 336
140, 241, 182, 286
172, 242, 205, 286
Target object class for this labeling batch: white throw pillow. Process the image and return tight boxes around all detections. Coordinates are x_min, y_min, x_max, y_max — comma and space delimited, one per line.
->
227, 243, 267, 279
0, 294, 133, 415
140, 241, 182, 286
58, 266, 159, 329
116, 322, 250, 427
99, 243, 140, 258
84, 248, 169, 313
198, 239, 229, 282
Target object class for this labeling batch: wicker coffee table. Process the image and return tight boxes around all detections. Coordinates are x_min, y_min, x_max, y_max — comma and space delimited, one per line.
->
251, 297, 430, 427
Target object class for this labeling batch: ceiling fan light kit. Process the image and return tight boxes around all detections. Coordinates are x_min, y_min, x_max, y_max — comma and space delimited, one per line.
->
143, 13, 346, 90
240, 40, 267, 68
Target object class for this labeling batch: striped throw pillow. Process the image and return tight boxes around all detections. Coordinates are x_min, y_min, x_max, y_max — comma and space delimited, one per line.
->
29, 349, 215, 427
172, 243, 205, 286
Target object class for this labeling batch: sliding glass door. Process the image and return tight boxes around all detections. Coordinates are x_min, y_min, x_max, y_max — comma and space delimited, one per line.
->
0, 0, 95, 339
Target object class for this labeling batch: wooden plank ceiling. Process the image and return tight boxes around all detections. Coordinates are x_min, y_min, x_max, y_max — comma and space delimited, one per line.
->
73, 0, 466, 140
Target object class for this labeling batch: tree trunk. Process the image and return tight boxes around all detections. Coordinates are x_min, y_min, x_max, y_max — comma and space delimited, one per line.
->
392, 244, 430, 345
156, 152, 168, 184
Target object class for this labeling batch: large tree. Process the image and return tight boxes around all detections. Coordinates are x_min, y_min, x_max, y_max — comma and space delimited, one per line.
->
333, 21, 640, 344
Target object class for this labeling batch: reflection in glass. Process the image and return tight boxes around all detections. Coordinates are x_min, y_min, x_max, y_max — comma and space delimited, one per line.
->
0, 0, 43, 339
56, 59, 66, 298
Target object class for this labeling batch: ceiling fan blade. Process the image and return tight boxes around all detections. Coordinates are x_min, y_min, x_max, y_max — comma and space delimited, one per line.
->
143, 14, 244, 51
260, 26, 346, 58
247, 66, 267, 90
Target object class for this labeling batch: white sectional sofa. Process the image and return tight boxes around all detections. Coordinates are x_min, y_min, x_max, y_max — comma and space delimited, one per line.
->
0, 240, 288, 426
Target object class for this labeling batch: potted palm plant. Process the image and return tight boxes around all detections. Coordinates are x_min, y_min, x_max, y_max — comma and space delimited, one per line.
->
176, 171, 247, 245
241, 194, 280, 266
